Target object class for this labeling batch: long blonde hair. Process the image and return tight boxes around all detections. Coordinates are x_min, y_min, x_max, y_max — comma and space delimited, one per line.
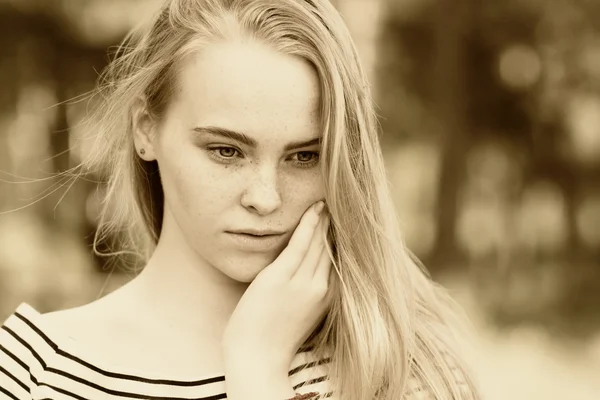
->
82, 0, 481, 398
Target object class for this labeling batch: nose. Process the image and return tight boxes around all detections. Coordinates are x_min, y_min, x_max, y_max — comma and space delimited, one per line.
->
240, 164, 282, 215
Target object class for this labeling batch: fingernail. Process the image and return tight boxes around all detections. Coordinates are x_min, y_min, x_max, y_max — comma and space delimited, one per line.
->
314, 201, 325, 215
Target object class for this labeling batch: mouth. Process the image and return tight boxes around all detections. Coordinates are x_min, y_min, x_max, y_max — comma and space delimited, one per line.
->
227, 230, 285, 237
229, 232, 283, 238
226, 231, 286, 252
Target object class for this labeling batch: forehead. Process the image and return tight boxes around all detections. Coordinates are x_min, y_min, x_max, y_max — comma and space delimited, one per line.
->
171, 41, 321, 139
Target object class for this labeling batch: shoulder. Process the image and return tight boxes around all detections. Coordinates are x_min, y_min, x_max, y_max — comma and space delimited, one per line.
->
3, 280, 141, 359
37, 301, 108, 338
1, 299, 121, 359
36, 284, 143, 351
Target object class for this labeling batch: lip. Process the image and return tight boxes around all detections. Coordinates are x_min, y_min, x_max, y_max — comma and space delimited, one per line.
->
226, 232, 286, 252
228, 228, 285, 236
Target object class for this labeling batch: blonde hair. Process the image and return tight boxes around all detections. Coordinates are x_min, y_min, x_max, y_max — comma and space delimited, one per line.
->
82, 0, 482, 398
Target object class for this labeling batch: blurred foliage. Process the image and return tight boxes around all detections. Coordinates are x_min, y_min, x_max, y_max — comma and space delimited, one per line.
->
379, 0, 600, 338
0, 0, 599, 339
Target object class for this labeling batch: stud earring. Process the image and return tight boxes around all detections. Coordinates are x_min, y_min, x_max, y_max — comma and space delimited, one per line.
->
139, 148, 146, 156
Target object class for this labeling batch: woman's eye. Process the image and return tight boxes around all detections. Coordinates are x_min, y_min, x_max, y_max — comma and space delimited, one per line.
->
216, 147, 237, 158
205, 146, 241, 163
292, 151, 320, 168
297, 152, 314, 162
205, 146, 319, 169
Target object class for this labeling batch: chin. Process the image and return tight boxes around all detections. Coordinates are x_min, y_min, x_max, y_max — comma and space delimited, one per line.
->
228, 267, 263, 284
219, 255, 275, 283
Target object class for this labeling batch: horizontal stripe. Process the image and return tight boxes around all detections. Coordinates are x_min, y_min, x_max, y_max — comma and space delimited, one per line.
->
1, 303, 334, 399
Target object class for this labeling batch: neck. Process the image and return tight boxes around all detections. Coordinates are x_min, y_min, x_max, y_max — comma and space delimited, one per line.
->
130, 211, 249, 343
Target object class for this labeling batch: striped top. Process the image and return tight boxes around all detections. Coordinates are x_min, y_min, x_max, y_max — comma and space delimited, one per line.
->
0, 303, 334, 400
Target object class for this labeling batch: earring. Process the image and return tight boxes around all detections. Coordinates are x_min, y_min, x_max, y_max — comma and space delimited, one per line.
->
140, 148, 146, 156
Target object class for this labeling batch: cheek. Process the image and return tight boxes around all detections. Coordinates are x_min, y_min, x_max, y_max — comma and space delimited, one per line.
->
184, 175, 242, 219
159, 148, 241, 214
279, 170, 325, 206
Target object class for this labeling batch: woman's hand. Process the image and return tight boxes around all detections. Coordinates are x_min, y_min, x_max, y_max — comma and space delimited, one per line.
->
221, 201, 333, 373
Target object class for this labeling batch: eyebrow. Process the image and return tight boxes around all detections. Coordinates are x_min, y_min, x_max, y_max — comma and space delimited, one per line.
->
192, 126, 321, 151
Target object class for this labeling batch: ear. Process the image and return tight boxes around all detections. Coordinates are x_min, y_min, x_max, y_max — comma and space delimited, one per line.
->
131, 96, 158, 161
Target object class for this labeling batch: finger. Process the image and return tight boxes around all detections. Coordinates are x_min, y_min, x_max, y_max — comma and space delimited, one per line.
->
292, 214, 327, 281
313, 223, 333, 285
274, 201, 324, 276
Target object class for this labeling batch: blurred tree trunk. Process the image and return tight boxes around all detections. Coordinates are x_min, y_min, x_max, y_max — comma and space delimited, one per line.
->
0, 12, 18, 212
429, 0, 476, 272
0, 9, 105, 237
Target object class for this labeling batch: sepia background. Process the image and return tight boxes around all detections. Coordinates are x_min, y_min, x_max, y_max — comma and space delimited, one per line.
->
1, 0, 599, 398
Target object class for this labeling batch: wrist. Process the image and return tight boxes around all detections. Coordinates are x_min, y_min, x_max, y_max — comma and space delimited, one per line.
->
224, 353, 291, 381
223, 345, 291, 375
224, 363, 296, 399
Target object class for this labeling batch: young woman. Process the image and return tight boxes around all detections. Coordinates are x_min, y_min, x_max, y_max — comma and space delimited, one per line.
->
0, 0, 481, 399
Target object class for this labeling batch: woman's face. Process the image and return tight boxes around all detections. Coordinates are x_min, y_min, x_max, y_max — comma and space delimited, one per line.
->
141, 41, 325, 283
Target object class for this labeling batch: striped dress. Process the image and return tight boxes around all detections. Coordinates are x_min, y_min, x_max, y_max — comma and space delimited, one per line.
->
0, 304, 334, 400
